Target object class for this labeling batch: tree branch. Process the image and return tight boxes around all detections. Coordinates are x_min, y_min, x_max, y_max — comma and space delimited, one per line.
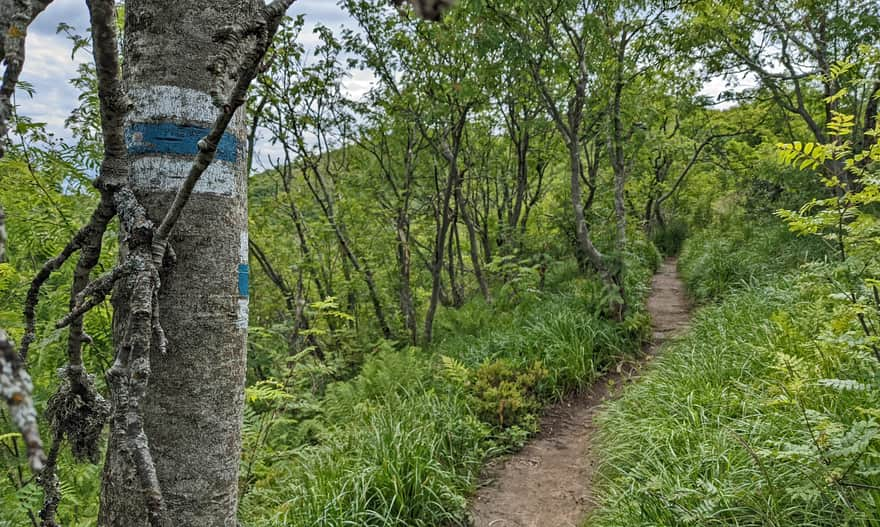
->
0, 329, 44, 473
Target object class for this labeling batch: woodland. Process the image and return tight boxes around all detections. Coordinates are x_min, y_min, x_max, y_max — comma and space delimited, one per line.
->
1, 0, 879, 525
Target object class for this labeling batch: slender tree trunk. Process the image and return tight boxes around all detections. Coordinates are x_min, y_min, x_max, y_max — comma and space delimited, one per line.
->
279, 165, 330, 302
303, 165, 392, 339
100, 1, 252, 525
609, 84, 627, 250
249, 239, 322, 359
447, 209, 464, 308
339, 253, 357, 322
395, 212, 418, 345
609, 34, 628, 251
455, 175, 490, 302
423, 163, 456, 344
508, 131, 529, 237
0, 204, 6, 263
519, 160, 545, 237
566, 139, 625, 319
644, 196, 655, 234
566, 141, 604, 274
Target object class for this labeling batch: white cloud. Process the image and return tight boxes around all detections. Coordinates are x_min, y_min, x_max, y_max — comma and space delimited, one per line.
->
16, 0, 89, 142
344, 68, 378, 101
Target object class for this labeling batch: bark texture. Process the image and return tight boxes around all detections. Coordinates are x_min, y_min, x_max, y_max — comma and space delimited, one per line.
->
99, 1, 252, 525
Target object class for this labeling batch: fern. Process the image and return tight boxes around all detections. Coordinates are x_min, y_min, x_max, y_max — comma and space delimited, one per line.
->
246, 379, 293, 404
439, 355, 469, 386
827, 420, 878, 459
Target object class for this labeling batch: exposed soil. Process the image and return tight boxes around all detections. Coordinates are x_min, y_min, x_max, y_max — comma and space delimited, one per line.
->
468, 258, 690, 527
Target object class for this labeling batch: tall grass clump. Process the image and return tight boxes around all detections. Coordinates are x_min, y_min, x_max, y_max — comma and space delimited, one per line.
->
678, 218, 825, 303
240, 385, 487, 526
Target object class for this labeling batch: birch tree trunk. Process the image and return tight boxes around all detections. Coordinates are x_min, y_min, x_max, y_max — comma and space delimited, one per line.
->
99, 1, 252, 524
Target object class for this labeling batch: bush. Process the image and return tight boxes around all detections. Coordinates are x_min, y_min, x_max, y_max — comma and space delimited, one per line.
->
470, 359, 547, 429
650, 219, 689, 256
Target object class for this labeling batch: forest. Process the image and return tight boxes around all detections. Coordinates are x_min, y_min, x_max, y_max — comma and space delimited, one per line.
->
1, 0, 879, 525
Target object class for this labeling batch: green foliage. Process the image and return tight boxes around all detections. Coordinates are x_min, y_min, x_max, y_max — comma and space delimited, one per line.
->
236, 254, 654, 526
1, 115, 111, 526
13, 1, 872, 524
775, 49, 880, 267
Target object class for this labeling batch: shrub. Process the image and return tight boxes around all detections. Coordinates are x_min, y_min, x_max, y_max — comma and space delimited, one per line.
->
471, 359, 547, 429
650, 218, 689, 256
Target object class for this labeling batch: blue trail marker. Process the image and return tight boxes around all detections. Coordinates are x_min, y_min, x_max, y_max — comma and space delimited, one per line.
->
238, 264, 249, 298
125, 122, 239, 163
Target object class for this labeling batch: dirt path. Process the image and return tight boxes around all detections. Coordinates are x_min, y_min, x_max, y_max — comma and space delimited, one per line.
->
468, 258, 690, 527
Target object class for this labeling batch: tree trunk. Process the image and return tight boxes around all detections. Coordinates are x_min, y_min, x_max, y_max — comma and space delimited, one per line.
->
455, 174, 490, 302
609, 36, 628, 252
0, 204, 6, 263
249, 239, 322, 359
395, 212, 418, 345
446, 209, 464, 308
279, 164, 330, 303
423, 162, 456, 344
303, 165, 392, 340
508, 129, 529, 239
609, 107, 627, 250
519, 160, 546, 237
566, 139, 625, 319
567, 141, 604, 274
100, 1, 252, 525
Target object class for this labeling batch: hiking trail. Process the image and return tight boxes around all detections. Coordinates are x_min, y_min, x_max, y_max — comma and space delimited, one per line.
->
468, 257, 690, 527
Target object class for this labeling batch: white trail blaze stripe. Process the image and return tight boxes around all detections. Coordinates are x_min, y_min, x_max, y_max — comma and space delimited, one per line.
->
236, 299, 249, 330
129, 157, 236, 196
128, 85, 223, 123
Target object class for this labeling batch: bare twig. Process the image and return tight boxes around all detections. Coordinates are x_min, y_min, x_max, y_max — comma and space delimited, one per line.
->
56, 262, 132, 329
36, 433, 61, 527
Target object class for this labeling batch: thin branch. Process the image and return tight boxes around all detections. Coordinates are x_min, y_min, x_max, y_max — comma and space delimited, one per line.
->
55, 262, 133, 329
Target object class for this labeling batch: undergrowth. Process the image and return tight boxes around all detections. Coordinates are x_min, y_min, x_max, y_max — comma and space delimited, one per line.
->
589, 221, 880, 527
678, 217, 826, 303
236, 244, 657, 526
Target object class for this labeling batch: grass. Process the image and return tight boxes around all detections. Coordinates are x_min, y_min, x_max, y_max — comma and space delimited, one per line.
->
678, 218, 825, 303
588, 221, 880, 527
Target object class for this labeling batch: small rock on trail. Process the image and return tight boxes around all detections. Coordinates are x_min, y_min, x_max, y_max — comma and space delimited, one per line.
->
468, 258, 689, 527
